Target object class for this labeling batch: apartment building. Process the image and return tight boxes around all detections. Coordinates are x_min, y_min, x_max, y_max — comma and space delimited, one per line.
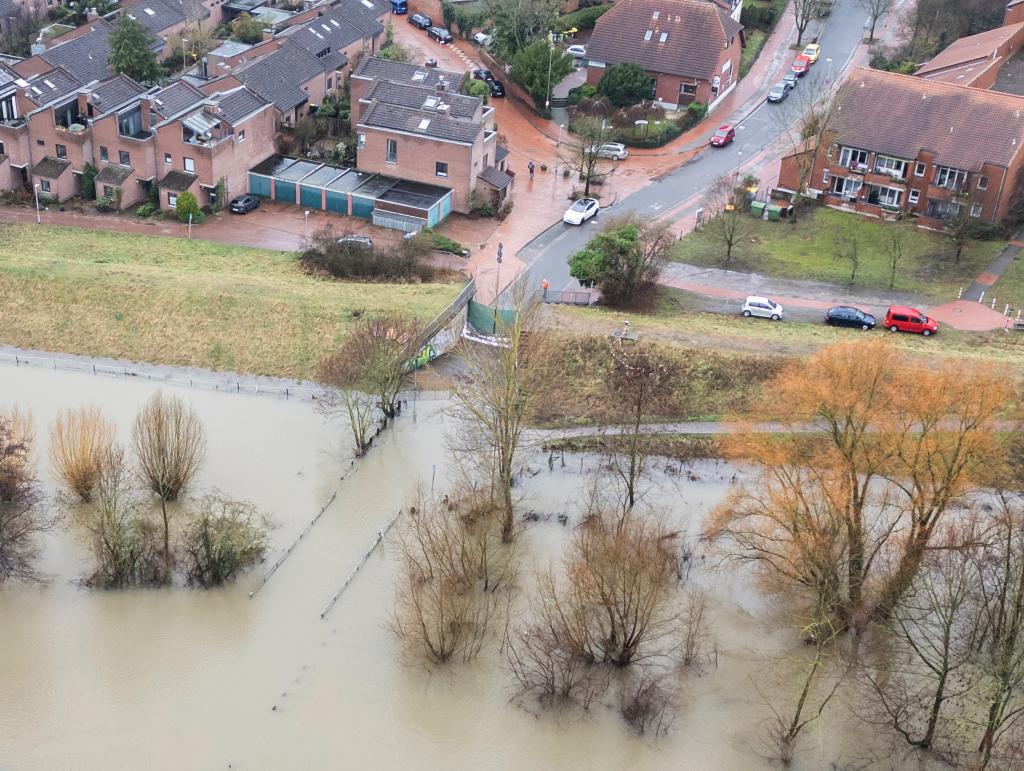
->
777, 68, 1024, 229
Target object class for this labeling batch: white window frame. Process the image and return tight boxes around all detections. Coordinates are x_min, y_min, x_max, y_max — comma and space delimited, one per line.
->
874, 154, 907, 179
356, 133, 366, 149
183, 157, 195, 173
385, 139, 397, 164
839, 146, 868, 169
831, 175, 862, 199
40, 179, 50, 193
908, 189, 920, 204
168, 192, 178, 208
164, 153, 172, 165
435, 161, 448, 178
869, 185, 902, 207
914, 161, 926, 177
934, 165, 967, 190
977, 175, 988, 191
971, 203, 983, 218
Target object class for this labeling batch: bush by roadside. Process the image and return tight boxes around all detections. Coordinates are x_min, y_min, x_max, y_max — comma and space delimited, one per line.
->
557, 4, 612, 31
301, 226, 438, 281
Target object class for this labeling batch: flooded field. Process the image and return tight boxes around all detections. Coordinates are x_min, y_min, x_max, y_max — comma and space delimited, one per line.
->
0, 365, 912, 769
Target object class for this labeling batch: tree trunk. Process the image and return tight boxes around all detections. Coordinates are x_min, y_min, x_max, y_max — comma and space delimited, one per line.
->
875, 532, 929, 620
160, 496, 171, 583
869, 18, 877, 42
921, 663, 948, 748
500, 463, 514, 543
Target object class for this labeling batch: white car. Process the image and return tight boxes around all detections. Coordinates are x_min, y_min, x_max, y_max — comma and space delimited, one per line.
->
563, 197, 599, 225
741, 295, 784, 321
594, 142, 628, 160
472, 31, 492, 46
566, 44, 587, 58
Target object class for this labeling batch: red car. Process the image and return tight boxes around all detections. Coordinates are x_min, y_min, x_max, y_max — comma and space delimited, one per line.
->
710, 124, 735, 147
884, 305, 939, 336
791, 55, 812, 76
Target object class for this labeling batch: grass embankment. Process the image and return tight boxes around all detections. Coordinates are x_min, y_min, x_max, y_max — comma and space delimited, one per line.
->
739, 30, 766, 79
543, 433, 722, 462
0, 224, 461, 379
546, 288, 1024, 366
674, 208, 1004, 301
994, 251, 1024, 306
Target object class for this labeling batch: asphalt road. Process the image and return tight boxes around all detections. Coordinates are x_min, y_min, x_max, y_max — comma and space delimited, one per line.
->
499, 0, 871, 308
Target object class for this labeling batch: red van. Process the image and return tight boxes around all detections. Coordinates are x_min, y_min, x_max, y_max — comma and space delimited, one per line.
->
884, 305, 939, 336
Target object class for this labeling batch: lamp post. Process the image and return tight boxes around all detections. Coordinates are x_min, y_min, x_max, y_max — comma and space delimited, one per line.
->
33, 182, 40, 224
182, 38, 189, 72
825, 57, 833, 84
557, 123, 564, 147
545, 40, 553, 112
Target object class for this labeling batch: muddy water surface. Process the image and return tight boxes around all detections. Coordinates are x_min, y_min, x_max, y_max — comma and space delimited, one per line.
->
0, 365, 907, 769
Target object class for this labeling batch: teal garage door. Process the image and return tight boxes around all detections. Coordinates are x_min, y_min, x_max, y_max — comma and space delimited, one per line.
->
300, 185, 323, 209
274, 181, 296, 204
248, 174, 271, 198
325, 190, 347, 214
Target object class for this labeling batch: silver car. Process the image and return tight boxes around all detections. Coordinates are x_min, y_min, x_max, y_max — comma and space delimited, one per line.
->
595, 142, 629, 160
741, 295, 784, 321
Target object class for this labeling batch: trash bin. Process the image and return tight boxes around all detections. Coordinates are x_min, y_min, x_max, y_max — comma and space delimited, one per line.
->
766, 204, 782, 221
750, 201, 766, 218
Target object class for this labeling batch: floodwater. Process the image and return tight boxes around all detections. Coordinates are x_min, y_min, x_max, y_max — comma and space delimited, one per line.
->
0, 365, 912, 770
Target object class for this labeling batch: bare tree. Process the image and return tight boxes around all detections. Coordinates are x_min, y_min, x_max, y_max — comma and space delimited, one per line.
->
559, 116, 613, 198
451, 291, 550, 542
620, 670, 678, 736
776, 88, 841, 222
679, 589, 714, 668
834, 232, 861, 285
860, 0, 894, 41
391, 487, 516, 665
0, 408, 50, 583
180, 494, 269, 587
886, 225, 907, 289
702, 173, 752, 266
132, 391, 206, 581
49, 405, 116, 502
792, 0, 818, 47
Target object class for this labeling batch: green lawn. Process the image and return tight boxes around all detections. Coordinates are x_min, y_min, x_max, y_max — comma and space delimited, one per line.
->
739, 29, 766, 79
0, 224, 461, 379
674, 208, 1004, 301
993, 251, 1024, 308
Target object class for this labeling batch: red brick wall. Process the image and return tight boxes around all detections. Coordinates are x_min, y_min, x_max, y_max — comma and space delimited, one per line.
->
1007, 2, 1024, 26
90, 112, 158, 208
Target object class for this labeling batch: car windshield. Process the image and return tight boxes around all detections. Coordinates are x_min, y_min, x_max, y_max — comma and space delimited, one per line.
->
771, 85, 783, 92
714, 129, 729, 137
571, 200, 589, 212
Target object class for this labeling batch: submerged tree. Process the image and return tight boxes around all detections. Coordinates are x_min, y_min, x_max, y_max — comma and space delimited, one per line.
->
180, 494, 269, 587
132, 391, 206, 581
0, 408, 49, 582
49, 405, 116, 502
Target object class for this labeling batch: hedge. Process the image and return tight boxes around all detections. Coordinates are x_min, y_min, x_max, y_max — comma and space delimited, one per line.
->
558, 3, 612, 31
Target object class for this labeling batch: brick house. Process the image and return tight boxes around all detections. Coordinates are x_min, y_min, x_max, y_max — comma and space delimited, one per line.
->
349, 56, 464, 126
777, 68, 1024, 229
352, 57, 509, 213
585, 0, 743, 111
915, 22, 1024, 89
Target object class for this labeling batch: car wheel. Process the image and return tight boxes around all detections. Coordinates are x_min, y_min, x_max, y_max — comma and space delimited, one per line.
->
770, 314, 780, 321
861, 324, 869, 330
742, 310, 751, 317
889, 325, 899, 333
922, 329, 931, 336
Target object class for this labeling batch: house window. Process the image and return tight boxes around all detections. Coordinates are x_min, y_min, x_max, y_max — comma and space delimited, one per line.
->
822, 169, 830, 185
435, 161, 448, 177
680, 82, 697, 97
119, 150, 130, 165
55, 144, 67, 159
327, 78, 333, 89
386, 139, 397, 164
934, 165, 967, 190
831, 176, 862, 199
40, 180, 50, 193
167, 192, 178, 208
838, 146, 868, 170
103, 185, 114, 198
914, 161, 926, 177
484, 154, 489, 167
99, 146, 108, 162
977, 175, 989, 191
36, 139, 44, 146
184, 157, 195, 173
238, 130, 245, 142
866, 184, 902, 207
357, 133, 366, 149
164, 153, 172, 165
873, 154, 907, 179
971, 204, 983, 218
908, 189, 920, 204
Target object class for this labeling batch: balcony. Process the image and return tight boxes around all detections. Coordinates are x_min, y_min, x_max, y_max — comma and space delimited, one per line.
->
119, 129, 153, 142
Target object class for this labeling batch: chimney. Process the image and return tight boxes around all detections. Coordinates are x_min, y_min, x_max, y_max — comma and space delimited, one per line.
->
436, 77, 446, 94
262, 28, 274, 43
201, 56, 208, 78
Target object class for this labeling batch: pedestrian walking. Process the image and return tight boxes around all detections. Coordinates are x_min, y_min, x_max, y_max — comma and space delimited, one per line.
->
542, 277, 549, 298
528, 161, 535, 180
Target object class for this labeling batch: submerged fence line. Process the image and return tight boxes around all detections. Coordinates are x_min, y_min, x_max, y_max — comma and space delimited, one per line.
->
319, 508, 404, 619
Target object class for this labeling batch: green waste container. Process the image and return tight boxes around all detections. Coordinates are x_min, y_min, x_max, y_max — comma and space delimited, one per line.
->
766, 204, 782, 221
750, 201, 766, 218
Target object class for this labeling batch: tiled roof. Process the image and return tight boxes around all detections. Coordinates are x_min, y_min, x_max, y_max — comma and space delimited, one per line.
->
88, 74, 147, 113
24, 68, 81, 106
123, 0, 199, 35
363, 78, 480, 119
39, 21, 112, 84
210, 40, 253, 58
331, 0, 388, 37
281, 9, 363, 71
495, 145, 509, 163
916, 23, 1024, 78
478, 165, 512, 189
95, 163, 134, 185
234, 41, 324, 111
359, 100, 482, 144
160, 169, 197, 191
834, 67, 1024, 170
352, 57, 465, 90
151, 80, 205, 119
587, 0, 743, 80
32, 156, 71, 178
210, 85, 269, 124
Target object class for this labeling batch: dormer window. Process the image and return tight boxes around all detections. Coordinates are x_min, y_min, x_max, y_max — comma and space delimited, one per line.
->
659, 32, 667, 42
652, 10, 659, 18
644, 30, 652, 41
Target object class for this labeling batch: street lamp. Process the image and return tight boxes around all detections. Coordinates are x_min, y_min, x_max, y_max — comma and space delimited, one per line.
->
182, 38, 189, 72
557, 123, 564, 147
545, 41, 553, 111
33, 182, 41, 224
825, 57, 833, 83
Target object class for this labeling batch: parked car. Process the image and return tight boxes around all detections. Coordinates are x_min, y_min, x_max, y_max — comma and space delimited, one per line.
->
742, 296, 784, 321
563, 197, 599, 225
824, 305, 876, 330
337, 234, 374, 250
766, 81, 789, 103
802, 43, 821, 63
791, 55, 812, 76
488, 79, 505, 97
709, 124, 735, 147
472, 31, 492, 46
229, 194, 259, 214
427, 26, 453, 44
884, 305, 938, 335
783, 71, 799, 90
594, 142, 629, 160
472, 68, 494, 81
408, 13, 431, 29
566, 44, 587, 58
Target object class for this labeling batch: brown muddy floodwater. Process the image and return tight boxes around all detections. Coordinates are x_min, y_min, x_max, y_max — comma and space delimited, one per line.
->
0, 364, 916, 770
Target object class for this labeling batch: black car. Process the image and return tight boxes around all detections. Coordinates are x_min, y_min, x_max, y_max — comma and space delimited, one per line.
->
408, 13, 431, 30
427, 26, 453, 44
824, 305, 876, 330
472, 68, 494, 81
229, 194, 259, 214
337, 234, 374, 250
488, 79, 505, 97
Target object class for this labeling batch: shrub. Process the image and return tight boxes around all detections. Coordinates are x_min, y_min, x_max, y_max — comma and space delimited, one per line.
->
49, 406, 116, 502
181, 495, 269, 587
94, 196, 114, 212
136, 202, 156, 218
174, 190, 202, 223
300, 226, 437, 281
422, 229, 468, 255
558, 4, 612, 31
463, 78, 490, 104
598, 63, 654, 108
81, 163, 98, 201
497, 198, 514, 221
